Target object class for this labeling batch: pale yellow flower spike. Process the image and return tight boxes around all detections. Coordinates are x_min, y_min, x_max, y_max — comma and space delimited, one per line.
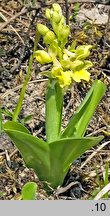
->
35, 3, 93, 88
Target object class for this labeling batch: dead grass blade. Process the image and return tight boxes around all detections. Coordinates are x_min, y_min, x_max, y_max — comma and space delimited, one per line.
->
94, 183, 110, 200
81, 141, 110, 169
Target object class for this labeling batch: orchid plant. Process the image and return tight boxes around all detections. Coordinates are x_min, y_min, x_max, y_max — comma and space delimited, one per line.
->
1, 4, 106, 191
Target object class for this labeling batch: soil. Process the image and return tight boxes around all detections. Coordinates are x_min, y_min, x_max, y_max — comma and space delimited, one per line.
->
0, 0, 110, 200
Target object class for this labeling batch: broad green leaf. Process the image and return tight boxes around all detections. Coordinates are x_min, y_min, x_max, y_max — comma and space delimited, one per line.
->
46, 80, 64, 143
49, 136, 103, 187
3, 121, 30, 134
4, 121, 50, 182
61, 80, 106, 138
22, 182, 37, 200
3, 121, 104, 189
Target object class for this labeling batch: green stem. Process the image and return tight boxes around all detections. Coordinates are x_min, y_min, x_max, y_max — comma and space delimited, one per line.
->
46, 80, 64, 143
12, 29, 40, 122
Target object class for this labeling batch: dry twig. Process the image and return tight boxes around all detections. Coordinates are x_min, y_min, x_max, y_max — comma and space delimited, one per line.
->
81, 141, 110, 169
64, 0, 69, 25
0, 6, 40, 31
0, 79, 48, 99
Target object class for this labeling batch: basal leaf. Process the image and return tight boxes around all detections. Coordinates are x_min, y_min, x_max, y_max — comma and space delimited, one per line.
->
4, 121, 50, 182
61, 80, 106, 138
4, 121, 30, 134
22, 182, 37, 200
3, 122, 104, 189
49, 136, 103, 181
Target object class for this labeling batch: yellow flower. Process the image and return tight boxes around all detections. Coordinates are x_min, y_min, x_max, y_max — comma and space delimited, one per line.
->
51, 67, 62, 78
70, 59, 92, 83
83, 60, 93, 69
75, 45, 92, 60
34, 50, 52, 64
70, 60, 84, 71
45, 8, 51, 20
51, 60, 72, 88
58, 71, 72, 88
61, 59, 71, 70
72, 69, 90, 82
51, 60, 62, 77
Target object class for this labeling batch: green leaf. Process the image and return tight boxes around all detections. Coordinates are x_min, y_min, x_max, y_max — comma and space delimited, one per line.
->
49, 136, 104, 187
21, 114, 33, 124
1, 108, 13, 118
3, 121, 30, 134
72, 3, 80, 20
21, 182, 37, 200
0, 191, 5, 199
104, 163, 109, 187
4, 121, 50, 182
46, 80, 64, 143
3, 121, 103, 189
104, 162, 109, 198
61, 80, 106, 138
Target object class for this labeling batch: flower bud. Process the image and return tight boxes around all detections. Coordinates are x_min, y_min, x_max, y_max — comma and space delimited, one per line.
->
60, 26, 70, 47
34, 50, 52, 64
52, 3, 61, 13
63, 26, 70, 39
51, 21, 58, 36
45, 8, 51, 20
37, 24, 49, 36
48, 42, 58, 59
44, 30, 56, 44
57, 16, 66, 40
52, 11, 61, 23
